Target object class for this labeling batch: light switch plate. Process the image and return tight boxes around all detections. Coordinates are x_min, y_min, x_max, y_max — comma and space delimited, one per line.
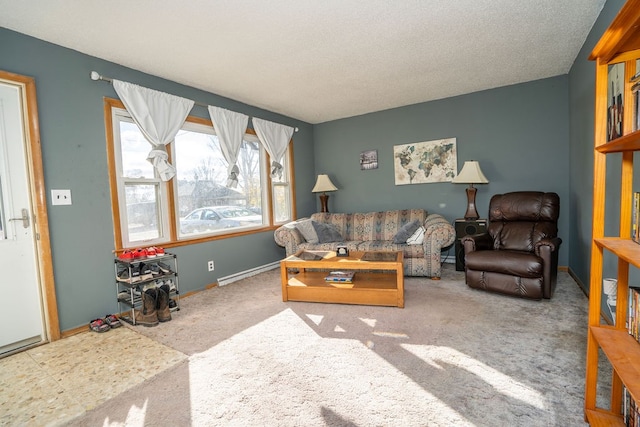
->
51, 189, 72, 205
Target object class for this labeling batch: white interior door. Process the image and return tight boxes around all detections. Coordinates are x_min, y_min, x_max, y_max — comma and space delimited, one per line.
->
0, 81, 45, 354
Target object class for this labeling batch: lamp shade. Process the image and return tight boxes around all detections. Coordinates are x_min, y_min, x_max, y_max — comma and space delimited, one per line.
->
451, 161, 489, 184
312, 174, 338, 193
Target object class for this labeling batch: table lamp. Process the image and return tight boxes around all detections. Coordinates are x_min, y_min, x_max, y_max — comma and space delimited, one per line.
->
312, 174, 338, 213
451, 160, 489, 220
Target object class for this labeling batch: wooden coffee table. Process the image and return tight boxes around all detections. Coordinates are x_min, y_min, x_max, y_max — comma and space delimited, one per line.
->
280, 250, 404, 308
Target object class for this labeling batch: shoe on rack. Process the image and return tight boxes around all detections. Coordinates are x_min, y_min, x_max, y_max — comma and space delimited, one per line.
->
118, 250, 135, 261
138, 262, 153, 281
156, 284, 172, 322
104, 314, 122, 328
169, 298, 178, 311
133, 248, 148, 258
142, 282, 158, 292
148, 263, 162, 277
155, 247, 165, 256
130, 263, 142, 282
116, 269, 131, 283
89, 318, 110, 333
165, 279, 176, 292
117, 265, 141, 283
146, 247, 157, 258
134, 289, 159, 327
157, 262, 172, 274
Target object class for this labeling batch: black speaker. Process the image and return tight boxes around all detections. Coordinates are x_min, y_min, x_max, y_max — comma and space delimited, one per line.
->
454, 220, 487, 237
454, 219, 487, 271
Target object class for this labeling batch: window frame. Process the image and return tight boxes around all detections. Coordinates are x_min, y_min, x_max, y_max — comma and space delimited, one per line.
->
104, 98, 296, 251
111, 110, 170, 246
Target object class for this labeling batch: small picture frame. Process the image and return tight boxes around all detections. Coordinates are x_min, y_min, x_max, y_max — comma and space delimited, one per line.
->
360, 150, 378, 170
336, 245, 349, 257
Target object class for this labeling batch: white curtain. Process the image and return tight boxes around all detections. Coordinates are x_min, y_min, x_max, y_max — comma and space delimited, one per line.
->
113, 80, 194, 181
207, 106, 249, 188
252, 117, 294, 179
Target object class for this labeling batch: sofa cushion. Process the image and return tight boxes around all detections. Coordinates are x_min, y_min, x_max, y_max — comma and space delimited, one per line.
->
393, 219, 421, 244
357, 210, 428, 241
295, 219, 319, 243
356, 240, 425, 258
310, 212, 355, 240
298, 240, 360, 253
313, 222, 343, 243
310, 209, 428, 242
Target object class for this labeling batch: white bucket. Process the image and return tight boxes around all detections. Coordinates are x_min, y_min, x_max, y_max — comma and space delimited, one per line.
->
603, 278, 617, 307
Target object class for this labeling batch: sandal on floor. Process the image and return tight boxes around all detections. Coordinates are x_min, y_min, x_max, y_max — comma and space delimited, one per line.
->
89, 318, 110, 333
104, 314, 121, 328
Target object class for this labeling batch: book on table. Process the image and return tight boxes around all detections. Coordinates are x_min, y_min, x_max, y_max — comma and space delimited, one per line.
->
325, 271, 355, 283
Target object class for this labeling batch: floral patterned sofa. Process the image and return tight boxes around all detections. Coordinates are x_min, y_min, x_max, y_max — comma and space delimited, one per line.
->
274, 209, 455, 279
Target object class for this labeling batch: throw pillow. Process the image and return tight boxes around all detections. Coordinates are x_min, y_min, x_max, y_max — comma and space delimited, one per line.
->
295, 219, 319, 244
393, 219, 422, 244
406, 225, 426, 245
313, 221, 343, 243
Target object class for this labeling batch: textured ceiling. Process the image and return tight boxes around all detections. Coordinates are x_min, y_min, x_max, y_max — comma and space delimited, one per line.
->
0, 1, 606, 124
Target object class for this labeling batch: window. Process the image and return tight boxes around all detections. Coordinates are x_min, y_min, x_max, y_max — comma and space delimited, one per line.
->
113, 116, 168, 245
106, 99, 294, 249
173, 123, 267, 239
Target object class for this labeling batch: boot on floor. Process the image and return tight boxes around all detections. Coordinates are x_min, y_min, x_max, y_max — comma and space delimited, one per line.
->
156, 284, 172, 322
134, 288, 159, 327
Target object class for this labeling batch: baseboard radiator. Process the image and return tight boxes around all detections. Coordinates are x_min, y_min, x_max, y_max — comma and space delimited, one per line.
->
218, 255, 455, 287
217, 261, 280, 287
442, 254, 455, 264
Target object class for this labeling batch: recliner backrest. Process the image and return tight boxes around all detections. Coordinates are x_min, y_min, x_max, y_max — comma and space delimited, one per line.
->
487, 192, 559, 252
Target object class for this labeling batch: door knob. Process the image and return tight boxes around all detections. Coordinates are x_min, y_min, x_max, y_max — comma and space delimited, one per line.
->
8, 208, 30, 228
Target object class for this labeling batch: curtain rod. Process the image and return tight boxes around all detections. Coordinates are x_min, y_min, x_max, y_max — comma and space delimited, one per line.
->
91, 71, 209, 108
90, 71, 299, 132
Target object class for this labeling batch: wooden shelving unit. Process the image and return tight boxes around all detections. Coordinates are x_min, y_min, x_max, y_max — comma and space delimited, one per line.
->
585, 1, 640, 425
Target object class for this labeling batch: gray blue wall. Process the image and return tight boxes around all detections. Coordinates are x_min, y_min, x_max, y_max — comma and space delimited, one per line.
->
568, 0, 626, 291
0, 28, 315, 331
0, 0, 627, 332
313, 76, 571, 266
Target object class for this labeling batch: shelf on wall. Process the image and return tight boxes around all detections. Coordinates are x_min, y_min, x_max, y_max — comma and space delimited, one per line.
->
596, 129, 640, 153
595, 237, 640, 269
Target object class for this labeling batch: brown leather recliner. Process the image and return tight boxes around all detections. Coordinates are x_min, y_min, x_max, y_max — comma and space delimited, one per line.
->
461, 191, 561, 300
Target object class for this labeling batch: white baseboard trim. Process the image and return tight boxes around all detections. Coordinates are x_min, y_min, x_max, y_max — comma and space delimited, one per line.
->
217, 262, 280, 287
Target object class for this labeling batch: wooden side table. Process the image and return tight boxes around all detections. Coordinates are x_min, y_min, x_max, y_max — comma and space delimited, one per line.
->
454, 219, 487, 271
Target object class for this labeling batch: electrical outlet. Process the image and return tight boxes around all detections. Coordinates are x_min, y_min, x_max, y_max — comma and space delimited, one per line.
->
207, 260, 214, 271
51, 189, 72, 205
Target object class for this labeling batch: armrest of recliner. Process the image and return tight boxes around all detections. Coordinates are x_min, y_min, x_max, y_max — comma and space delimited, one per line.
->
461, 233, 492, 253
534, 237, 562, 258
536, 237, 562, 299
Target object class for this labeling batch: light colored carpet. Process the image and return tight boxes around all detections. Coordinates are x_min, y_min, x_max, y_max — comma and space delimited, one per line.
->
66, 264, 602, 426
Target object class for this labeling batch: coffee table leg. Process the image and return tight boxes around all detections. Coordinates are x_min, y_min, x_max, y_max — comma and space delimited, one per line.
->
397, 267, 405, 308
280, 262, 289, 302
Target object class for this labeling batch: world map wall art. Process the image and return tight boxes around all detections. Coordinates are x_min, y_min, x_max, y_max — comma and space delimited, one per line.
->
393, 138, 457, 185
